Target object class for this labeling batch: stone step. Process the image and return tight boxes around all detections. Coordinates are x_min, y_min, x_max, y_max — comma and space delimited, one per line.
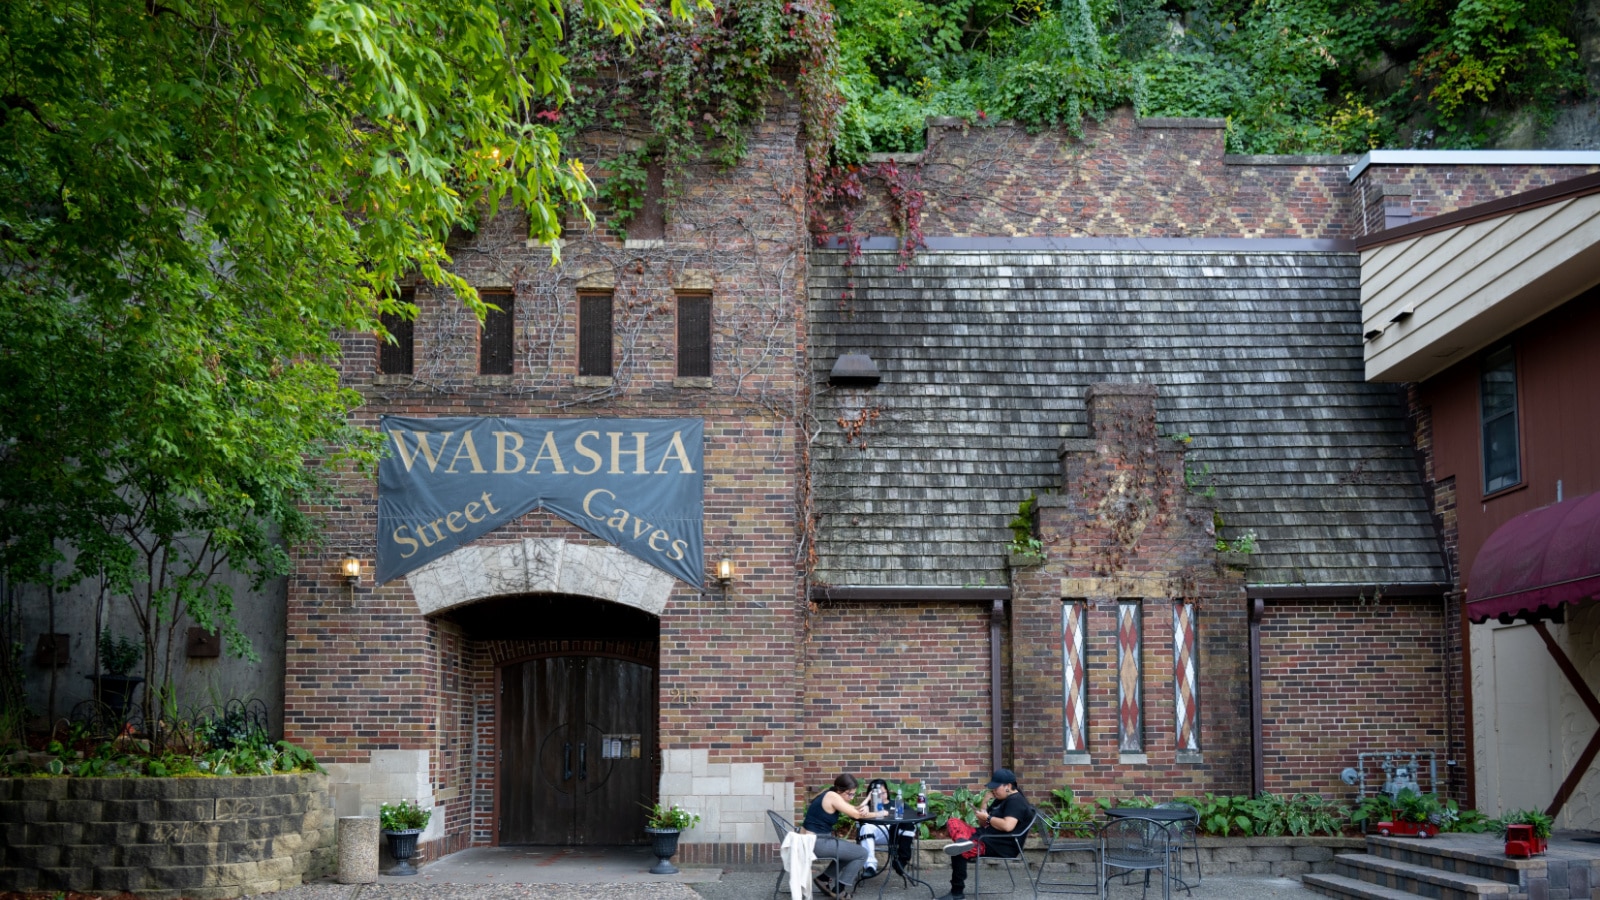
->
1363, 836, 1526, 887
1333, 852, 1514, 900
1304, 871, 1437, 900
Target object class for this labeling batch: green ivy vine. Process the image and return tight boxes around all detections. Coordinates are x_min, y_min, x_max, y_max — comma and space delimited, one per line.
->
556, 0, 842, 235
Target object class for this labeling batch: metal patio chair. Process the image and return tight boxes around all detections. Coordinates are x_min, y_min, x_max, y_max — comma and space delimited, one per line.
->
1101, 816, 1174, 900
1033, 814, 1103, 898
1154, 802, 1201, 887
769, 809, 844, 899
971, 807, 1039, 895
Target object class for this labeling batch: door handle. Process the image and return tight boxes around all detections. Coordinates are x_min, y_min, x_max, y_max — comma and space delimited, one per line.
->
578, 742, 587, 781
563, 742, 572, 781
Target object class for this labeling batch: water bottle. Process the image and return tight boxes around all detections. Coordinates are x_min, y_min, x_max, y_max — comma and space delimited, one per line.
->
893, 787, 905, 818
872, 785, 884, 813
917, 782, 927, 815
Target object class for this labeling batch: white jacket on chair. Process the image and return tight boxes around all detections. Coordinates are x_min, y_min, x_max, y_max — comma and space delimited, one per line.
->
780, 829, 817, 900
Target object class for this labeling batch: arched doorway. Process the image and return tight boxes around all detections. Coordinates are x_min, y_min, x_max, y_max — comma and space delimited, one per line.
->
434, 593, 659, 845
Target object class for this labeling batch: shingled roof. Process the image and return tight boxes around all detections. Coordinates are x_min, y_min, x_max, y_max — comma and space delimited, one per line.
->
809, 245, 1448, 590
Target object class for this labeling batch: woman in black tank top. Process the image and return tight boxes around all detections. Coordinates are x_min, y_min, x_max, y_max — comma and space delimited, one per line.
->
802, 773, 886, 899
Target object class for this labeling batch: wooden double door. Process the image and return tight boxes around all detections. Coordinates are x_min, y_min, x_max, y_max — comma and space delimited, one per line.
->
500, 655, 656, 845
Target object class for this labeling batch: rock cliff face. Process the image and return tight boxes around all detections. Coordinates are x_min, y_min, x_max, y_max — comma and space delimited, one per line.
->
1501, 0, 1600, 148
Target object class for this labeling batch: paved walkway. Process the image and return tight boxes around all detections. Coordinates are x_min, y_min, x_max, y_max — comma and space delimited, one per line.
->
263, 845, 1320, 900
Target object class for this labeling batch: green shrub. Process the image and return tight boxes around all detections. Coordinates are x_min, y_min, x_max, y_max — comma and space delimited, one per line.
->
1180, 793, 1256, 837
1249, 792, 1348, 836
380, 799, 433, 832
97, 633, 141, 677
1496, 808, 1554, 839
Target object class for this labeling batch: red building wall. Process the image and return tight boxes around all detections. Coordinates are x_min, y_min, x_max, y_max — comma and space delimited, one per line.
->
1414, 291, 1600, 591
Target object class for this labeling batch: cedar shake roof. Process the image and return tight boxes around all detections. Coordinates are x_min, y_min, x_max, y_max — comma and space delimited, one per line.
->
809, 247, 1448, 590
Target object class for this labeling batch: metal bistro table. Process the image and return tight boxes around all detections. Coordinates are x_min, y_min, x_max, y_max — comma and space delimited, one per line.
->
857, 811, 936, 898
1102, 806, 1199, 894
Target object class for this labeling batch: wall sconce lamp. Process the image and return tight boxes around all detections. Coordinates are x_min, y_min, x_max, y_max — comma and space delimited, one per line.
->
715, 557, 735, 596
340, 556, 363, 586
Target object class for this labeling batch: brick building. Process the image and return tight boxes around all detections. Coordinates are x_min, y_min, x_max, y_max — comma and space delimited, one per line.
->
279, 99, 1600, 864
1357, 170, 1600, 826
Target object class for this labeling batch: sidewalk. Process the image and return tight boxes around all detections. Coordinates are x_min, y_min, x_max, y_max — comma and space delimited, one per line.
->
261, 845, 1320, 900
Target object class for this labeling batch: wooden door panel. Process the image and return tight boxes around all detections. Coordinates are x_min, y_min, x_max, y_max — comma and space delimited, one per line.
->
574, 657, 655, 844
500, 657, 579, 844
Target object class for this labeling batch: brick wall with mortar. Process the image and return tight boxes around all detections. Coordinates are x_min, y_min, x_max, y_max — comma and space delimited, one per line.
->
820, 111, 1359, 239
1350, 163, 1600, 237
1257, 598, 1448, 795
820, 111, 1600, 242
1404, 384, 1469, 802
279, 95, 1596, 863
800, 601, 997, 799
1008, 383, 1254, 801
284, 89, 811, 855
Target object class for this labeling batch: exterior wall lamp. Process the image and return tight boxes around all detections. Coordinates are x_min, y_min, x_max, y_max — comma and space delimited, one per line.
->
340, 556, 363, 586
716, 557, 735, 593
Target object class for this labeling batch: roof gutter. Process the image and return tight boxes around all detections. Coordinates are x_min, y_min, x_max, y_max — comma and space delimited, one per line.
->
809, 585, 1012, 602
1346, 150, 1600, 183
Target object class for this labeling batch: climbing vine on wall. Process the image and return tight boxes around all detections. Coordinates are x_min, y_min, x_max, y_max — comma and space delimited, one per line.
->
558, 0, 842, 234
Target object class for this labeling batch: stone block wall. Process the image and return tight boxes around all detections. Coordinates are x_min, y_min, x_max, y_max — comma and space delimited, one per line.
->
660, 747, 794, 847
0, 774, 334, 900
899, 835, 1360, 879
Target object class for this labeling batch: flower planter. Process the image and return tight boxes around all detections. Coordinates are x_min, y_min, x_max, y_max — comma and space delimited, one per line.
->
645, 827, 682, 874
87, 674, 143, 717
1504, 824, 1547, 857
382, 828, 424, 876
1376, 819, 1437, 838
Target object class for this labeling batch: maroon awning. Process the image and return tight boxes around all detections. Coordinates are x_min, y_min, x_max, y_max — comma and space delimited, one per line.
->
1467, 490, 1600, 624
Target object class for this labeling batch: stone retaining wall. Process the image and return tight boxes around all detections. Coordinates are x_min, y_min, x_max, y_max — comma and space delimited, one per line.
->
0, 773, 335, 899
903, 835, 1365, 879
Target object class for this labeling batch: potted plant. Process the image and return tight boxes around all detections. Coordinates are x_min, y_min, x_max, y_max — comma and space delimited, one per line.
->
643, 801, 700, 874
378, 799, 432, 875
1375, 789, 1442, 838
90, 632, 143, 716
1496, 809, 1553, 856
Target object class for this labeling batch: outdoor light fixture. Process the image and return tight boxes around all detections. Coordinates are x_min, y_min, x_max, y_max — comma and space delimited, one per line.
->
340, 556, 363, 585
717, 557, 735, 586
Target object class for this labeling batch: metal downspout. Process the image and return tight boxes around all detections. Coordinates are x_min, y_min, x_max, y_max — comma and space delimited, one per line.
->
1249, 596, 1265, 797
992, 599, 1004, 770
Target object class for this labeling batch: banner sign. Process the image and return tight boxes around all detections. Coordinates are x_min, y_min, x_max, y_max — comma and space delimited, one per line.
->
377, 417, 704, 587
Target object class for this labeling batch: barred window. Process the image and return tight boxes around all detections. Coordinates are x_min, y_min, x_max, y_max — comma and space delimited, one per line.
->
479, 289, 514, 375
379, 288, 415, 375
579, 293, 614, 376
677, 294, 711, 378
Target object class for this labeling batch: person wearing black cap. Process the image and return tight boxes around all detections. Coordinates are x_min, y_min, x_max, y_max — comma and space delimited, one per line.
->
935, 768, 1032, 900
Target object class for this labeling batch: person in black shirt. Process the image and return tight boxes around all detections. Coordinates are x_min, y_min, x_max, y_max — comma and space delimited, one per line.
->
936, 768, 1033, 900
803, 773, 887, 899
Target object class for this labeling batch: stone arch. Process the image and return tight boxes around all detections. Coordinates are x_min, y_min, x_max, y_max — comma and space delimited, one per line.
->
403, 537, 678, 618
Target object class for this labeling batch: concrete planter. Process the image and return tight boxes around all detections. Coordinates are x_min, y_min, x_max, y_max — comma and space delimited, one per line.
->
0, 772, 335, 899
